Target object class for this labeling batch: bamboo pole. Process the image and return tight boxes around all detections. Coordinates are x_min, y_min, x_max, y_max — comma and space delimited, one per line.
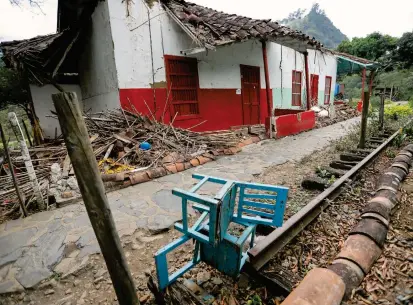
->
8, 112, 44, 209
359, 91, 370, 149
22, 120, 33, 147
0, 123, 28, 217
52, 92, 139, 305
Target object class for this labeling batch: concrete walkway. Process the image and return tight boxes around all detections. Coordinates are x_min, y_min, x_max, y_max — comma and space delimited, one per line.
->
0, 117, 360, 293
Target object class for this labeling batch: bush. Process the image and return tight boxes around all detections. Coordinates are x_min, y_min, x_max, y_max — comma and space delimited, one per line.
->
409, 97, 413, 108
384, 104, 413, 117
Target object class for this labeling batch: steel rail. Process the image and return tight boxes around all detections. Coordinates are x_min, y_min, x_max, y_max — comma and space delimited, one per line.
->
247, 127, 404, 271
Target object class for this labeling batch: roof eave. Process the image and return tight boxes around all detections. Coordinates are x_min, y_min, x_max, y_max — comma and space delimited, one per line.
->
335, 55, 377, 69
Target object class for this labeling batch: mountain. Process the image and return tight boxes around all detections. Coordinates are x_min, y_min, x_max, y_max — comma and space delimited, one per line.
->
279, 4, 348, 49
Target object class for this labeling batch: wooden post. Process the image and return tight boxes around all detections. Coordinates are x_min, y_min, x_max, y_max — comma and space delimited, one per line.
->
360, 68, 366, 102
0, 123, 28, 217
368, 70, 375, 97
261, 40, 273, 138
379, 93, 385, 131
52, 92, 139, 305
8, 112, 45, 209
304, 52, 311, 111
359, 91, 370, 149
23, 72, 44, 145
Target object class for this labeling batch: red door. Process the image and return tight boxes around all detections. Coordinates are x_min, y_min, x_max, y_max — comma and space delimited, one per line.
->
310, 74, 319, 106
241, 65, 260, 125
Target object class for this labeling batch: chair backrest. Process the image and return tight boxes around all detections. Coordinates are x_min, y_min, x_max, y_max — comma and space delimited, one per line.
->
233, 182, 289, 227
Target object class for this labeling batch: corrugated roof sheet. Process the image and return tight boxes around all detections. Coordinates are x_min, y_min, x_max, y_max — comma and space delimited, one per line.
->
331, 50, 376, 65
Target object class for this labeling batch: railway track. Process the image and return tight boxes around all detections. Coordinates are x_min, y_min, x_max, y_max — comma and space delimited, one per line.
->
243, 127, 404, 295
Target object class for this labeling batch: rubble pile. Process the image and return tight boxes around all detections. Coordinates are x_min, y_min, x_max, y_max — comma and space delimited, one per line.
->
316, 103, 360, 128
0, 109, 245, 216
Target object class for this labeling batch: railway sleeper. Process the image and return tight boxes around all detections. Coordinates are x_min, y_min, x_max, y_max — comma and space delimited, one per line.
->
330, 160, 358, 170
316, 166, 347, 178
340, 153, 365, 162
367, 139, 385, 145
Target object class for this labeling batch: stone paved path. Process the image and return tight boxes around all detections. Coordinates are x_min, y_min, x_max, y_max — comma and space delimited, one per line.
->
0, 117, 360, 293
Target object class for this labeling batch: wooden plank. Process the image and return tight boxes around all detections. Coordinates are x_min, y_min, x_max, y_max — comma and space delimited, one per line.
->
113, 133, 138, 144
62, 155, 71, 178
0, 123, 27, 216
359, 91, 370, 149
52, 92, 138, 305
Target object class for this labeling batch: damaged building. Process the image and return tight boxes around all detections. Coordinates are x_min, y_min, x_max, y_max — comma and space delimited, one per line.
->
0, 0, 375, 139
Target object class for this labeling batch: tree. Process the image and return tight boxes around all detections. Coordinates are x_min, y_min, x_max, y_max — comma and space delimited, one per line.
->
0, 67, 30, 112
0, 66, 41, 140
395, 31, 413, 68
337, 32, 398, 61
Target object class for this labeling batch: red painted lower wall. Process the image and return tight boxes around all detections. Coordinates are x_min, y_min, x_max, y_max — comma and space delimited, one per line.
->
274, 110, 316, 138
119, 88, 271, 132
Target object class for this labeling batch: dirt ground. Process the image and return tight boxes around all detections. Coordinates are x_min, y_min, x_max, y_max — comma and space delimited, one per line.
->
0, 134, 409, 305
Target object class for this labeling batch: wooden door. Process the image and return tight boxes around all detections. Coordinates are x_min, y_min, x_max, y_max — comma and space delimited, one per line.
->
240, 65, 260, 125
311, 74, 319, 105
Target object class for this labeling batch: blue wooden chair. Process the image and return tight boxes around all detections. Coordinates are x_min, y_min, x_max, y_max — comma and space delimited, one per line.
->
155, 174, 288, 290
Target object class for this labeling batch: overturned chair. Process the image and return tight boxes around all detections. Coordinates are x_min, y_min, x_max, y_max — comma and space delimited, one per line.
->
155, 174, 289, 290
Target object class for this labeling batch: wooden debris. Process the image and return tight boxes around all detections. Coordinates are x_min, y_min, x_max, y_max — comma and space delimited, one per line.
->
0, 108, 245, 216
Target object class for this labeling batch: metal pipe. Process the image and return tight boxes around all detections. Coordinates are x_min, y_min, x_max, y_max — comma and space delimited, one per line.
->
261, 40, 272, 138
304, 52, 311, 111
248, 124, 407, 270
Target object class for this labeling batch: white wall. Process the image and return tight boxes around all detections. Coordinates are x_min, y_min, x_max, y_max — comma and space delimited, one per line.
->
308, 50, 337, 105
30, 84, 83, 139
79, 0, 119, 112
108, 0, 170, 89
106, 0, 338, 111
108, 0, 266, 90
191, 40, 266, 89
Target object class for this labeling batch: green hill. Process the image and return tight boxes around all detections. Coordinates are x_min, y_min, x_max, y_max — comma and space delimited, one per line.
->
279, 4, 348, 49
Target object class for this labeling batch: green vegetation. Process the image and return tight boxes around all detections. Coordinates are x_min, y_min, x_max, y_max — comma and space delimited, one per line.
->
337, 32, 398, 62
246, 295, 263, 305
337, 29, 413, 105
393, 125, 413, 148
278, 4, 348, 48
384, 104, 413, 118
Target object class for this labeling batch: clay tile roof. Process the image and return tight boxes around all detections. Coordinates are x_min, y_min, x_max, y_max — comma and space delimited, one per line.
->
162, 0, 323, 50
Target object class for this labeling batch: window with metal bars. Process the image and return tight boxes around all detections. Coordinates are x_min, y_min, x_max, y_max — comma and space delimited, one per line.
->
165, 55, 200, 119
292, 70, 302, 106
324, 76, 332, 104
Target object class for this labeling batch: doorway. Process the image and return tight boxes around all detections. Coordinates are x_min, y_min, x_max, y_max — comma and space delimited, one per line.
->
310, 74, 319, 106
240, 65, 260, 125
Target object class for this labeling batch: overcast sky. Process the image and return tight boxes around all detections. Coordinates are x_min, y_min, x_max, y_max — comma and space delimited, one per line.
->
1, 0, 412, 42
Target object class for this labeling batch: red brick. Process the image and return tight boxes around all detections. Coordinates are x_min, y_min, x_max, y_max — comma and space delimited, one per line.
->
146, 168, 167, 179
164, 164, 178, 174
197, 156, 211, 165
184, 162, 192, 170
190, 159, 200, 167
130, 172, 150, 185
175, 163, 185, 172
